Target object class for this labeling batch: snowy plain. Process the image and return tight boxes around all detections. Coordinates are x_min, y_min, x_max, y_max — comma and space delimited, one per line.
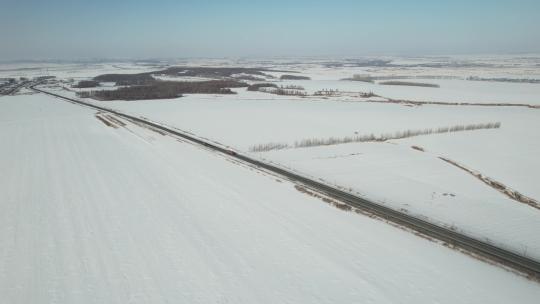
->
3, 93, 540, 302
281, 78, 540, 105
31, 55, 539, 260
2, 56, 540, 301
28, 55, 540, 258
0, 62, 161, 79
65, 91, 540, 259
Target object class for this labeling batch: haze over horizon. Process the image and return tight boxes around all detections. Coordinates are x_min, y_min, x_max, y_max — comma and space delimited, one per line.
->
2, 0, 540, 302
1, 0, 540, 60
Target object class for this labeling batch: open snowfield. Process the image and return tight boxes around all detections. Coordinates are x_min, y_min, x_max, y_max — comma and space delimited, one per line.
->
263, 55, 540, 104
68, 91, 526, 150
2, 56, 540, 301
66, 91, 540, 258
0, 62, 161, 79
4, 56, 540, 105
281, 78, 540, 104
29, 55, 540, 256
3, 93, 540, 302
395, 120, 540, 200
261, 140, 540, 259
32, 56, 539, 261
266, 55, 540, 80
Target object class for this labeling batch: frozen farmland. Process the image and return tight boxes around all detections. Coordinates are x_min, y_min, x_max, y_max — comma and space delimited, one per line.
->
1, 55, 540, 303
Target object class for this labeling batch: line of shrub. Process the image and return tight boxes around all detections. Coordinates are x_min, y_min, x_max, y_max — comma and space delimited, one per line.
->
250, 122, 501, 152
379, 81, 440, 88
280, 74, 311, 80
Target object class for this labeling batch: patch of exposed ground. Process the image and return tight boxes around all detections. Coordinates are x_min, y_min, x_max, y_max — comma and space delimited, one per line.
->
95, 113, 130, 130
105, 114, 126, 127
440, 157, 540, 210
127, 119, 168, 136
95, 113, 118, 128
295, 185, 353, 212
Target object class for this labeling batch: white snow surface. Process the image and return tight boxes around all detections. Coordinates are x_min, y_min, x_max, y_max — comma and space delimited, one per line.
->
261, 141, 540, 259
60, 89, 540, 259
1, 93, 539, 302
0, 62, 160, 79
75, 91, 524, 150
279, 79, 540, 105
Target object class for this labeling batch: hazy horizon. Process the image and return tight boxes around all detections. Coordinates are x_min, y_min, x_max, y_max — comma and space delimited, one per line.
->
1, 0, 540, 60
2, 1, 540, 302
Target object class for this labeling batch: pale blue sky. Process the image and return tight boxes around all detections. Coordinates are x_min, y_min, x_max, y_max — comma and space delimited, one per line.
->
1, 0, 539, 60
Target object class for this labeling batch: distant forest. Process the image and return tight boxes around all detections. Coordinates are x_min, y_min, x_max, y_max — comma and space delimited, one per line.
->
79, 66, 298, 100
78, 80, 248, 100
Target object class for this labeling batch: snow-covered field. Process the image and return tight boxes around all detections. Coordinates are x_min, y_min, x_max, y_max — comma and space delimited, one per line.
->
67, 91, 540, 258
267, 54, 540, 80
263, 55, 540, 104
1, 56, 540, 301
281, 79, 540, 104
3, 93, 540, 302
262, 140, 540, 259
62, 91, 525, 150
29, 56, 539, 259
0, 62, 161, 79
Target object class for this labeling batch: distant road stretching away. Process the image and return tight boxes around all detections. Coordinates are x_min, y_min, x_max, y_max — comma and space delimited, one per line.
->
31, 84, 540, 279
